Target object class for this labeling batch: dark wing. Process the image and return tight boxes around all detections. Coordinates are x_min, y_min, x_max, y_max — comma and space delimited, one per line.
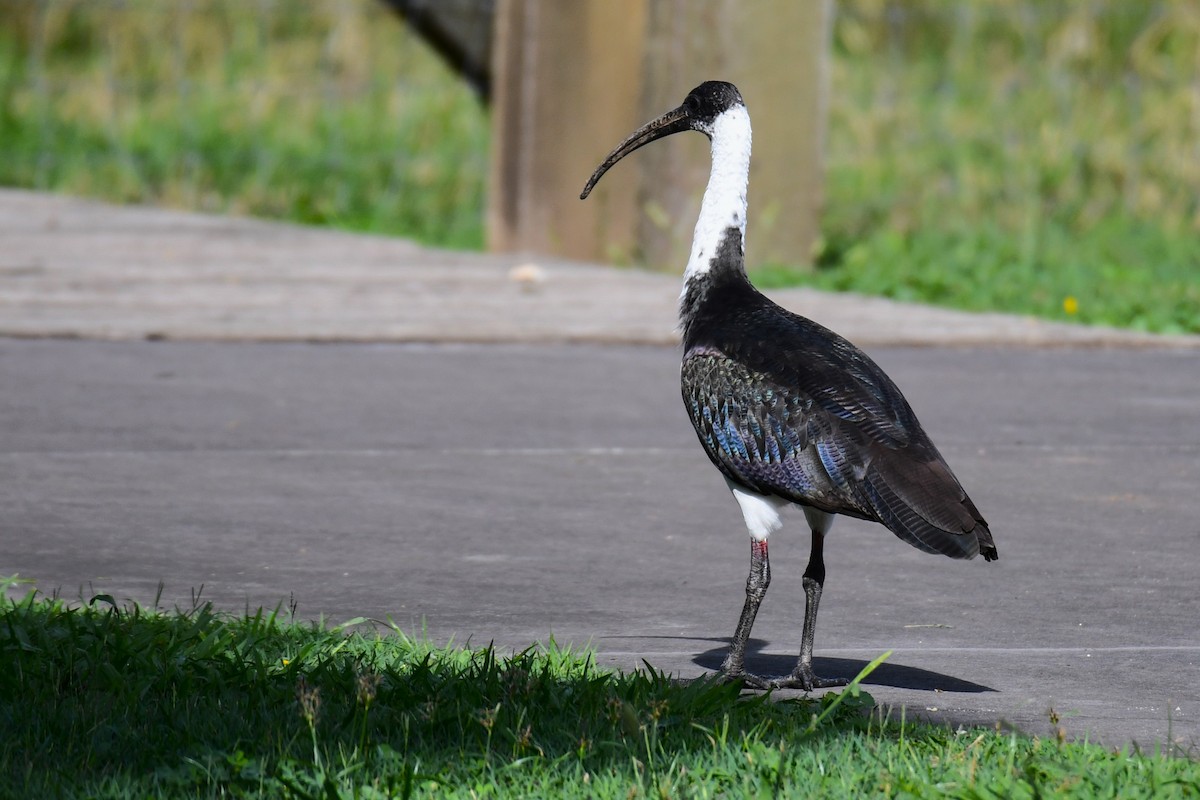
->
682, 345, 996, 561
682, 348, 851, 513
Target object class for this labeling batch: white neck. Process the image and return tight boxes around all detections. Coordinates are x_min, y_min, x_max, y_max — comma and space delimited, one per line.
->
682, 105, 752, 283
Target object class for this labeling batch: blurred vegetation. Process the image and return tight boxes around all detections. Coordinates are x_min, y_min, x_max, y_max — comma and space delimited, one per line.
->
794, 0, 1200, 334
0, 0, 1197, 332
0, 0, 488, 248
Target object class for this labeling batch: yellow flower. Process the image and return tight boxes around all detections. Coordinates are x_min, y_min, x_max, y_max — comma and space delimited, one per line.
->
1063, 296, 1079, 315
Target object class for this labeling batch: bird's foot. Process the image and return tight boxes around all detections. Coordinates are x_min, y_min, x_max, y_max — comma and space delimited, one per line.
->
717, 667, 772, 691
767, 664, 848, 692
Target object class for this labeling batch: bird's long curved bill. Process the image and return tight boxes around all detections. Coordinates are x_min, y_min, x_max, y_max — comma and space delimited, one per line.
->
580, 106, 692, 199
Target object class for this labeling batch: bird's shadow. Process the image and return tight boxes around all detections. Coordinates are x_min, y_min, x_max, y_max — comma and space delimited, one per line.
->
688, 638, 995, 693
601, 635, 995, 693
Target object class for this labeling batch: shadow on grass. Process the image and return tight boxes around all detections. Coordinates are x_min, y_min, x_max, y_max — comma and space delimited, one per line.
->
0, 588, 880, 798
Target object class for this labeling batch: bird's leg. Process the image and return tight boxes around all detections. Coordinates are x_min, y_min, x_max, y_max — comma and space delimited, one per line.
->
719, 538, 771, 689
770, 530, 849, 691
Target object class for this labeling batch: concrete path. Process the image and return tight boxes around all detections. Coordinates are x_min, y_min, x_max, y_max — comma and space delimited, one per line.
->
5, 188, 1198, 348
2, 190, 1198, 752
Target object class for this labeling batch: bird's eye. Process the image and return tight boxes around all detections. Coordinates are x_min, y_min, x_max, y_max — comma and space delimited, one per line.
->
684, 94, 701, 113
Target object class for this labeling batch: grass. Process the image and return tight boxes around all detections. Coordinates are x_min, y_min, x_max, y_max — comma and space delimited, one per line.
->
0, 1, 1197, 332
2, 579, 1198, 799
0, 0, 488, 249
806, 1, 1200, 335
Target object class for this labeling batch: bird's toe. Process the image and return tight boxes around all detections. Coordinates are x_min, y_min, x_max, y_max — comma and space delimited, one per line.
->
768, 667, 848, 692
717, 669, 772, 691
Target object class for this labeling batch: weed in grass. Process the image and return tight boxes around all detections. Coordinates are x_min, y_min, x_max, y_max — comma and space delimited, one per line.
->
2, 577, 1199, 798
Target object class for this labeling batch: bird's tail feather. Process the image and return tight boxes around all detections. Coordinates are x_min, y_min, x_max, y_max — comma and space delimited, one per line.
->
860, 459, 990, 560
974, 521, 999, 562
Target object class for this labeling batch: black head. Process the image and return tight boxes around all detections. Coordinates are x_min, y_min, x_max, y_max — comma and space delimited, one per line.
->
679, 81, 745, 129
580, 81, 745, 199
